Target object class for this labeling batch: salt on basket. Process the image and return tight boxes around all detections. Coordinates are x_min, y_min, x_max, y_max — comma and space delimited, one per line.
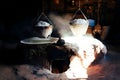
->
33, 12, 53, 38
70, 8, 89, 37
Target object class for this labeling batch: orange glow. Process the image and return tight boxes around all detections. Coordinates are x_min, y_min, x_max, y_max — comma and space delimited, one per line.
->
65, 55, 88, 79
63, 35, 107, 79
54, 0, 59, 4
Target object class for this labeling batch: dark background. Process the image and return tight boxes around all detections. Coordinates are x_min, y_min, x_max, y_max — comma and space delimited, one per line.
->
0, 0, 43, 41
0, 0, 120, 44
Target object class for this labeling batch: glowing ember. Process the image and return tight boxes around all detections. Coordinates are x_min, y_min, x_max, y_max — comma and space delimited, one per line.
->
62, 36, 107, 79
65, 56, 88, 79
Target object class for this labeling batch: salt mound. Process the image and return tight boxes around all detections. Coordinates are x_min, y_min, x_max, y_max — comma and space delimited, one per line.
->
36, 21, 50, 27
70, 19, 88, 25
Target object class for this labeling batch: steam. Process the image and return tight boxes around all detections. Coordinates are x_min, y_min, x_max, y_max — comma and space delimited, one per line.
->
49, 13, 73, 38
48, 13, 107, 79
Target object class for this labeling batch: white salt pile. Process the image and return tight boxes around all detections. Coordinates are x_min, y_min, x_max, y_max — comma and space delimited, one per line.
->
70, 19, 88, 25
35, 21, 50, 27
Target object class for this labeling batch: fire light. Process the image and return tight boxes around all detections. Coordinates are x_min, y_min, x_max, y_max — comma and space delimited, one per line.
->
62, 35, 107, 79
48, 9, 107, 79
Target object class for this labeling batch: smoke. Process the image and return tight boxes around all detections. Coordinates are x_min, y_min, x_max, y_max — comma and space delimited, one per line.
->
49, 13, 74, 38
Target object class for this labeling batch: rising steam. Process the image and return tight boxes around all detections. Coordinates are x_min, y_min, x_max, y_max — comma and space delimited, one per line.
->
49, 13, 74, 38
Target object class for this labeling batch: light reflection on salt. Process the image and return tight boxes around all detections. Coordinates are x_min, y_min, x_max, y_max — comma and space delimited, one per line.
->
62, 35, 107, 79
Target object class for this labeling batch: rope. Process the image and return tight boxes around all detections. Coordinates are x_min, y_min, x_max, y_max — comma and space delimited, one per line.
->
71, 0, 88, 21
36, 12, 53, 25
